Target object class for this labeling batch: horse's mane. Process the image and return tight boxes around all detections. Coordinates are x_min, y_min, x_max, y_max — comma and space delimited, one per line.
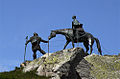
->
52, 28, 72, 32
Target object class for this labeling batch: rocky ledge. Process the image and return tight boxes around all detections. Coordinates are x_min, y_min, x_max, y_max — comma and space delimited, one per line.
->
22, 48, 120, 79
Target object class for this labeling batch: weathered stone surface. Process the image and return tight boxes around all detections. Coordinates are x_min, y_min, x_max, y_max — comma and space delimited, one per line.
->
85, 54, 120, 79
55, 48, 91, 79
22, 48, 120, 79
23, 47, 91, 79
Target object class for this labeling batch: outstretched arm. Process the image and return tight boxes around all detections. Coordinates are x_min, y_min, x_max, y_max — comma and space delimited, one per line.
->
40, 38, 48, 43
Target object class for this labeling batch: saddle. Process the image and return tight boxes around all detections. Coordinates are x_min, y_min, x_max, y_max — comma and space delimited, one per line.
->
74, 29, 85, 40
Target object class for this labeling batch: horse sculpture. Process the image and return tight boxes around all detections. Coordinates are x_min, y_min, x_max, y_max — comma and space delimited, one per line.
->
48, 28, 102, 55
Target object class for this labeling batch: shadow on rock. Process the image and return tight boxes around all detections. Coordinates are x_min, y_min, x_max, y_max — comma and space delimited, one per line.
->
56, 48, 92, 79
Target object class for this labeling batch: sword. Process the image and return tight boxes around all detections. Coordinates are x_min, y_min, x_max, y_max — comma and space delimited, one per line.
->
24, 36, 28, 62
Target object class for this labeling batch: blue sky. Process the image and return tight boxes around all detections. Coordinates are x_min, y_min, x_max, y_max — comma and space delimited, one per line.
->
0, 0, 120, 72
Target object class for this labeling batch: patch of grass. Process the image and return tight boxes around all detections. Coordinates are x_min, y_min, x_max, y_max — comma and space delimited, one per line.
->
0, 68, 50, 79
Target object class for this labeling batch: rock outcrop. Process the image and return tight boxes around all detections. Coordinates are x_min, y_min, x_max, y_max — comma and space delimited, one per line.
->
22, 48, 120, 79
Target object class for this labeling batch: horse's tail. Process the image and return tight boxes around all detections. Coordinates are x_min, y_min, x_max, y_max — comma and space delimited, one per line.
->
94, 38, 102, 55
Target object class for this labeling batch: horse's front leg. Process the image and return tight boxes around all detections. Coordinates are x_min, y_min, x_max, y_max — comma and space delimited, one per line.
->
72, 41, 74, 48
63, 41, 70, 49
67, 35, 74, 48
83, 42, 89, 53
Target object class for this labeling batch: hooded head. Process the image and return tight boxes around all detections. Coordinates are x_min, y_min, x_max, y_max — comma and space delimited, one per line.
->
33, 32, 38, 36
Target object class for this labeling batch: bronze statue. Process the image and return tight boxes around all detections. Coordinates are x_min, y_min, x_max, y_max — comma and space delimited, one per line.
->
72, 16, 85, 41
49, 29, 102, 55
25, 32, 48, 59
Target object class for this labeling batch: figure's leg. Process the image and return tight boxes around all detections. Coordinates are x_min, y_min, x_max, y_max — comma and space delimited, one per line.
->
32, 46, 37, 59
76, 30, 79, 43
33, 50, 37, 60
73, 29, 76, 38
83, 42, 89, 53
63, 41, 70, 49
38, 46, 46, 55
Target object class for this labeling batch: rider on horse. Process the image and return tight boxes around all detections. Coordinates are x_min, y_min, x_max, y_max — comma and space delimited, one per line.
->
72, 16, 85, 41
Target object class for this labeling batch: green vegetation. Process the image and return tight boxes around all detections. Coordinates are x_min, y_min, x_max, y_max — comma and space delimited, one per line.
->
0, 68, 50, 79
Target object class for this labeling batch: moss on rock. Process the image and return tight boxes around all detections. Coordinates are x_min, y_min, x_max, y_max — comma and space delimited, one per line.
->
85, 54, 120, 79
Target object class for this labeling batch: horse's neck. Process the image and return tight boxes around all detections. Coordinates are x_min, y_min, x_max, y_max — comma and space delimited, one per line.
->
55, 30, 67, 35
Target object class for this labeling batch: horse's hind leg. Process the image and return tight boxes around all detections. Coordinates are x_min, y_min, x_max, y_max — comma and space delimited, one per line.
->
72, 41, 74, 48
83, 42, 89, 53
88, 38, 94, 54
63, 41, 70, 49
90, 40, 94, 54
90, 45, 93, 54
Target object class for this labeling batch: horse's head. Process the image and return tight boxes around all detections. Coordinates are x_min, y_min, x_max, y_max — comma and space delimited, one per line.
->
48, 30, 56, 40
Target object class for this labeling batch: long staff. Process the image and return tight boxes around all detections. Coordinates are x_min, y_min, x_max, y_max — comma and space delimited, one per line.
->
24, 36, 28, 62
48, 37, 49, 56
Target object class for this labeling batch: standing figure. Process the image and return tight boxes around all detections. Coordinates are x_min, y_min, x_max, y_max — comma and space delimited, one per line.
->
72, 16, 85, 41
25, 32, 48, 60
